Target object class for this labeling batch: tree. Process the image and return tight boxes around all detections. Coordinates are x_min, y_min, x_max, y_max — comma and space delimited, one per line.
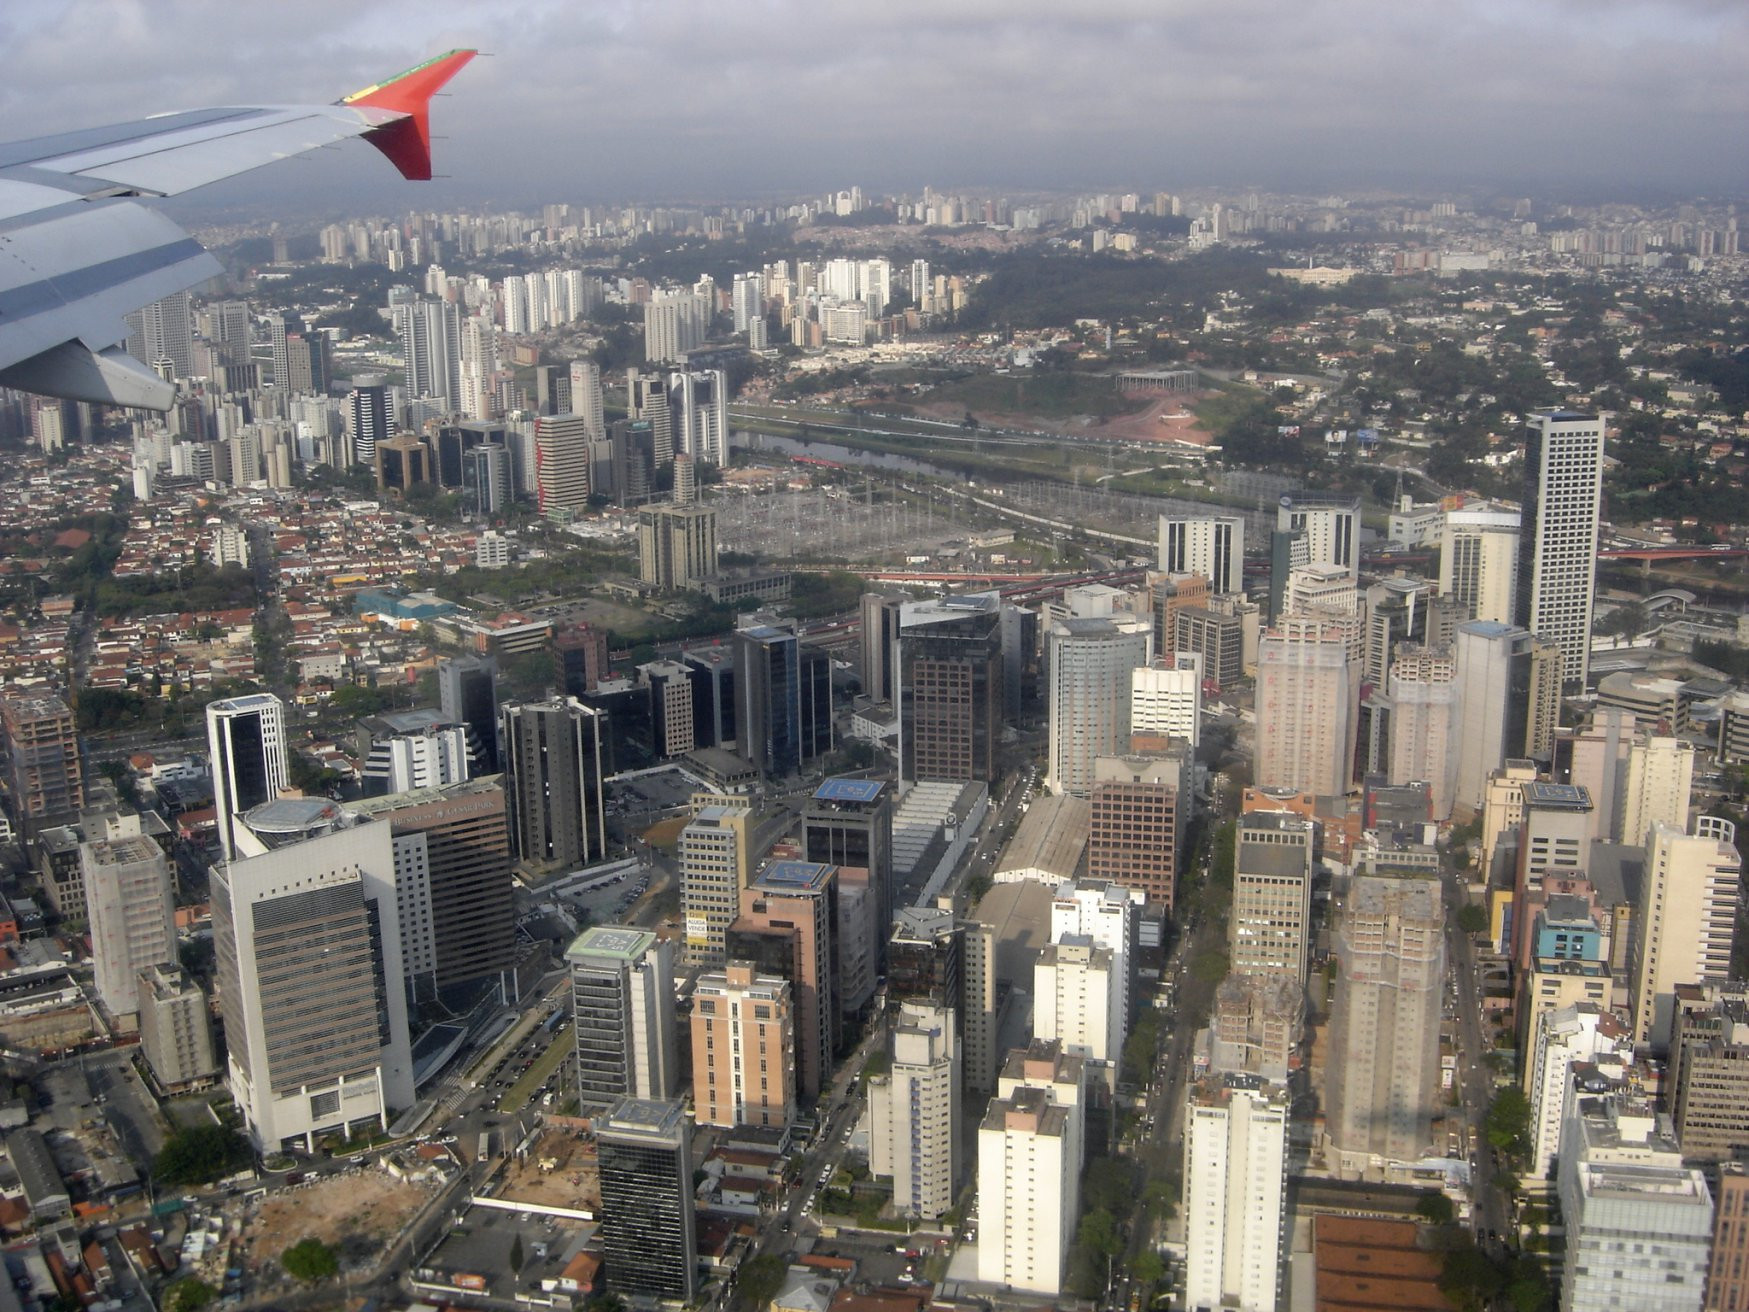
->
163, 1280, 217, 1312
1456, 904, 1488, 935
1485, 1086, 1533, 1166
153, 1124, 251, 1187
735, 1254, 789, 1311
281, 1237, 339, 1283
1414, 1189, 1456, 1226
510, 1233, 525, 1273
1132, 1250, 1165, 1289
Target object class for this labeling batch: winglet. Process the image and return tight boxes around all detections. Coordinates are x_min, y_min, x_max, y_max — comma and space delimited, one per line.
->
342, 48, 477, 181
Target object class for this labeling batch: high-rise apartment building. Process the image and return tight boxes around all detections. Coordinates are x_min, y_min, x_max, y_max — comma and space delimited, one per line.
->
977, 1040, 1086, 1295
1087, 751, 1188, 912
1620, 736, 1694, 849
125, 289, 194, 380
1, 691, 83, 834
346, 374, 390, 468
1046, 615, 1152, 798
1631, 817, 1741, 1050
1386, 645, 1459, 820
898, 594, 1005, 784
1184, 1076, 1290, 1312
568, 926, 678, 1114
1517, 409, 1605, 691
1051, 879, 1138, 1039
679, 799, 752, 966
1525, 1002, 1632, 1180
1440, 504, 1520, 624
499, 698, 607, 872
1230, 813, 1315, 983
1158, 514, 1244, 595
869, 1000, 958, 1219
206, 693, 286, 863
1034, 936, 1121, 1071
80, 835, 174, 1020
212, 804, 414, 1149
595, 1098, 698, 1302
691, 960, 793, 1129
569, 359, 605, 438
1451, 620, 1536, 811
1326, 873, 1445, 1174
1255, 617, 1356, 798
400, 297, 463, 412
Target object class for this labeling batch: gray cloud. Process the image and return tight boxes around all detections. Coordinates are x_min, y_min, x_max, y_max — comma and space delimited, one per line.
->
2, 0, 1745, 212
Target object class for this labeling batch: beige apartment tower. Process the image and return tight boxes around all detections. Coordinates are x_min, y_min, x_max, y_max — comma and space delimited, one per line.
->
691, 961, 794, 1129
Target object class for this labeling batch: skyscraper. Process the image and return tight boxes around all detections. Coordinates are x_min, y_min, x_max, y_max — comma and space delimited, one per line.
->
1045, 615, 1152, 797
898, 593, 1005, 784
1088, 751, 1187, 912
1276, 491, 1359, 579
1631, 817, 1741, 1050
80, 835, 175, 1020
567, 926, 678, 1114
1451, 620, 1536, 812
691, 961, 794, 1129
1034, 936, 1121, 1071
400, 297, 463, 412
728, 861, 839, 1101
212, 803, 414, 1149
125, 289, 194, 380
1230, 814, 1315, 983
1326, 872, 1445, 1174
859, 590, 906, 705
499, 698, 607, 871
206, 693, 287, 863
977, 1040, 1086, 1295
1440, 504, 1520, 624
569, 359, 605, 437
1516, 409, 1605, 691
1184, 1076, 1289, 1312
535, 412, 592, 521
346, 374, 390, 468
734, 620, 830, 778
437, 655, 499, 774
1620, 736, 1695, 849
668, 368, 730, 466
679, 799, 753, 967
1255, 616, 1356, 798
0, 690, 83, 833
1158, 514, 1245, 595
802, 778, 895, 963
595, 1098, 698, 1302
869, 1000, 957, 1219
1386, 645, 1459, 820
1130, 653, 1202, 747
637, 503, 718, 589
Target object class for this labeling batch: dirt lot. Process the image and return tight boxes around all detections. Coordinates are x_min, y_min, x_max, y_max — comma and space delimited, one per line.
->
642, 816, 689, 849
496, 1126, 599, 1211
909, 391, 1213, 445
245, 1168, 435, 1272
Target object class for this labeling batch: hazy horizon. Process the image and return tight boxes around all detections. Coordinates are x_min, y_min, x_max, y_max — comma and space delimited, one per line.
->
4, 0, 1746, 217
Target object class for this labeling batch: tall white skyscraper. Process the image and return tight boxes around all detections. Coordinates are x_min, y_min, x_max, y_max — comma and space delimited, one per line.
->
1440, 504, 1520, 623
400, 297, 463, 413
1277, 491, 1359, 579
1184, 1077, 1289, 1312
1451, 620, 1535, 812
1631, 817, 1741, 1049
978, 1041, 1086, 1296
567, 925, 679, 1114
869, 1001, 958, 1220
1034, 936, 1121, 1074
569, 359, 605, 439
668, 369, 730, 466
1158, 514, 1245, 595
731, 273, 762, 333
207, 693, 288, 863
1046, 615, 1151, 797
1517, 410, 1605, 691
212, 805, 415, 1149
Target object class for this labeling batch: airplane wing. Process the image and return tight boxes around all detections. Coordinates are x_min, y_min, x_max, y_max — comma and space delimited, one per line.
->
0, 49, 475, 411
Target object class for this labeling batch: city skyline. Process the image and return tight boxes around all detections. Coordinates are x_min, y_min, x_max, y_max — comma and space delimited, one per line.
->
2, 1, 1746, 213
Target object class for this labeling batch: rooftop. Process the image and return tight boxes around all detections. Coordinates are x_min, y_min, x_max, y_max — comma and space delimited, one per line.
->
566, 925, 657, 963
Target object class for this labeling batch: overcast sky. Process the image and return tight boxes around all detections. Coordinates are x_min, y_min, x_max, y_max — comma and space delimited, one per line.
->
3, 0, 1746, 216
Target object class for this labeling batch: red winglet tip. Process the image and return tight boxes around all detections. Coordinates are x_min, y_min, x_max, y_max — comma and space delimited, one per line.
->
348, 49, 476, 181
